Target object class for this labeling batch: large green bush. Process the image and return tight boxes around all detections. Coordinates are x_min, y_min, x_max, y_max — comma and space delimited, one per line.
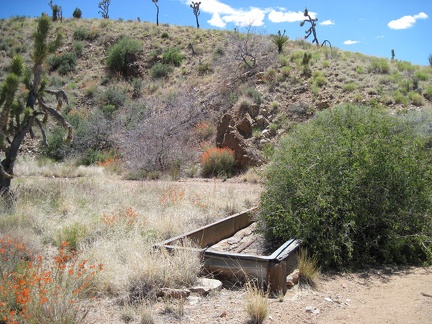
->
260, 104, 432, 269
106, 37, 142, 76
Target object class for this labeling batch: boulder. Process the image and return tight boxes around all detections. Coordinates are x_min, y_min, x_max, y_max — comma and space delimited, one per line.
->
236, 113, 253, 138
216, 113, 235, 146
190, 278, 223, 296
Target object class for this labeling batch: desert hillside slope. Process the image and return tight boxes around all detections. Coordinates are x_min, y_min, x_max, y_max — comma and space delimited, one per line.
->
1, 16, 432, 175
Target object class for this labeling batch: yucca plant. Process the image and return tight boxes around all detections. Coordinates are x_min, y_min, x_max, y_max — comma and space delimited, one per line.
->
271, 30, 289, 54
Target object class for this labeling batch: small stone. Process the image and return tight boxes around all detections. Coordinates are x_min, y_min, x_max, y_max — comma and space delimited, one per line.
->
324, 297, 333, 303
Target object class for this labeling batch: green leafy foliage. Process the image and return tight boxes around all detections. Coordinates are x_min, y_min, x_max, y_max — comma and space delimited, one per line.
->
260, 104, 432, 270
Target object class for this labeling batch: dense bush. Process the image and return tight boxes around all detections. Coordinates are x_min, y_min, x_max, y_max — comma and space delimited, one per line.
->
73, 27, 98, 41
369, 58, 390, 74
260, 104, 432, 270
150, 63, 173, 78
106, 37, 142, 76
48, 52, 77, 75
97, 85, 126, 112
162, 47, 184, 67
73, 7, 82, 19
200, 147, 235, 178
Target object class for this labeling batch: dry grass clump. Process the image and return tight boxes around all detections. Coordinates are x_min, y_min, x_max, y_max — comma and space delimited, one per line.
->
297, 248, 320, 288
245, 280, 269, 324
0, 159, 261, 318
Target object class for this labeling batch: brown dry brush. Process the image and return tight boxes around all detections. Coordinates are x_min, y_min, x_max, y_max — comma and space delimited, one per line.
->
117, 88, 202, 174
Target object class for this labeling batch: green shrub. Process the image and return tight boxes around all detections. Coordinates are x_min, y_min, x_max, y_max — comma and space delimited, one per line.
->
72, 41, 84, 57
161, 32, 169, 39
260, 104, 432, 270
312, 71, 327, 87
48, 52, 77, 75
200, 147, 235, 178
56, 223, 88, 251
162, 47, 184, 67
150, 63, 173, 78
243, 87, 262, 105
72, 7, 82, 19
98, 86, 126, 109
393, 90, 408, 105
415, 70, 429, 81
73, 27, 98, 41
106, 37, 142, 75
369, 58, 390, 74
343, 82, 357, 92
408, 91, 424, 106
424, 84, 432, 101
41, 127, 71, 161
396, 60, 415, 73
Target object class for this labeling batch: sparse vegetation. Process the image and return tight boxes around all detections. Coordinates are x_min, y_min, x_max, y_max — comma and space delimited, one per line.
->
245, 280, 269, 324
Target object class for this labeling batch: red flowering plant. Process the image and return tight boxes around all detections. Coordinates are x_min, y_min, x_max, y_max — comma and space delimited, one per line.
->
0, 236, 102, 323
200, 147, 235, 178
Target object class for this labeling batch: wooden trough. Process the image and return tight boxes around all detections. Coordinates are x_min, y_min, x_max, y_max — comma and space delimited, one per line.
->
155, 208, 301, 294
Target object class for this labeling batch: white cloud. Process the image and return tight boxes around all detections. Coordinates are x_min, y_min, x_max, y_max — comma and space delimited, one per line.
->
181, 0, 267, 27
344, 40, 360, 45
220, 7, 267, 27
207, 12, 226, 28
320, 19, 335, 26
268, 10, 316, 23
387, 12, 428, 30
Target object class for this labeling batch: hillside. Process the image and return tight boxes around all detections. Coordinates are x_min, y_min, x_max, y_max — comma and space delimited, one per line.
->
1, 16, 432, 177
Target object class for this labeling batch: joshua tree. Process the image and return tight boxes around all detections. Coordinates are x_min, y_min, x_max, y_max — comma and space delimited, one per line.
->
98, 0, 111, 19
152, 0, 160, 26
0, 16, 72, 209
48, 1, 61, 22
300, 8, 319, 45
190, 1, 201, 28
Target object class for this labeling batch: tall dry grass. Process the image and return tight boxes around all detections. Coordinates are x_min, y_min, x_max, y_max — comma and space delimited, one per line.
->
0, 158, 261, 319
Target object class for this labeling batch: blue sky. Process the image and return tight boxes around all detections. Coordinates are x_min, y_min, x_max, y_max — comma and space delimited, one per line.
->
1, 1, 430, 66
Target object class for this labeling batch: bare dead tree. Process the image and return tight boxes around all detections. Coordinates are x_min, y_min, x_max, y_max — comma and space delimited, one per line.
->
117, 87, 201, 173
224, 25, 274, 74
